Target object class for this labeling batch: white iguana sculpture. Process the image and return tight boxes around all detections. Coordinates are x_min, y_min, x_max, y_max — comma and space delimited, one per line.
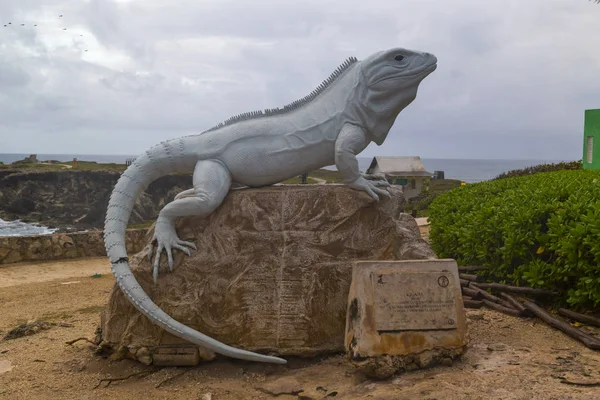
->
104, 47, 437, 365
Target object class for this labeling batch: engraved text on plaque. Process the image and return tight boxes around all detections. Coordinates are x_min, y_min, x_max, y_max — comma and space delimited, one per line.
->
371, 271, 457, 331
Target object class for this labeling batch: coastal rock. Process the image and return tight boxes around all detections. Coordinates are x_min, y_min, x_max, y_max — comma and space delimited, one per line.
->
99, 184, 436, 363
0, 170, 192, 231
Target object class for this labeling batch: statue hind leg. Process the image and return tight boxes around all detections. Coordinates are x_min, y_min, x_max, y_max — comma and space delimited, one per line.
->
149, 159, 232, 283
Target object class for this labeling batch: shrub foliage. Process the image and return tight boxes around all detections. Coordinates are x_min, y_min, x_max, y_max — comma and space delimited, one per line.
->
493, 160, 582, 180
428, 169, 600, 309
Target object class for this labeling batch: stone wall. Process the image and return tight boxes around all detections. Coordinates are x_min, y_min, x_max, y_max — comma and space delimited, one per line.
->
0, 228, 150, 265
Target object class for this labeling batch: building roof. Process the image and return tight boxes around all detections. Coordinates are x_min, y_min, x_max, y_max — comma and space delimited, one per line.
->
366, 156, 433, 177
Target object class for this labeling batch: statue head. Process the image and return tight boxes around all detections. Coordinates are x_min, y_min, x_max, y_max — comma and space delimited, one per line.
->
355, 48, 437, 145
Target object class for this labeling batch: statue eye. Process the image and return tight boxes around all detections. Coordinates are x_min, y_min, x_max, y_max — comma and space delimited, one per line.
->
394, 55, 404, 61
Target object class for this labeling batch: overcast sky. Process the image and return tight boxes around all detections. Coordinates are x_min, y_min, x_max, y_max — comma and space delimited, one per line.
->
0, 0, 598, 160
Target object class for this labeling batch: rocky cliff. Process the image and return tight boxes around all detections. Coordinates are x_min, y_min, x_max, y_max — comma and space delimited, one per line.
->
0, 170, 192, 231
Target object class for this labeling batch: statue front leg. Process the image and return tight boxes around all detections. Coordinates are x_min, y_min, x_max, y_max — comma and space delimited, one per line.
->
334, 123, 391, 201
149, 159, 231, 283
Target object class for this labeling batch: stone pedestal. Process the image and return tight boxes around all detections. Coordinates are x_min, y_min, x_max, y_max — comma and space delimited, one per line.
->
99, 185, 436, 364
345, 259, 468, 379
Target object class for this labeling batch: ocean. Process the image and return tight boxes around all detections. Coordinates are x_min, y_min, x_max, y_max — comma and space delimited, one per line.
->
324, 157, 576, 184
0, 218, 57, 236
0, 153, 575, 236
0, 153, 574, 183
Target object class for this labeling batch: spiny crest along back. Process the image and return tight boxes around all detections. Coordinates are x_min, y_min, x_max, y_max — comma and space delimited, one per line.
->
204, 56, 358, 132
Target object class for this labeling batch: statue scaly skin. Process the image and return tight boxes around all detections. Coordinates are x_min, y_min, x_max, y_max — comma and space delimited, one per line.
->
103, 48, 437, 364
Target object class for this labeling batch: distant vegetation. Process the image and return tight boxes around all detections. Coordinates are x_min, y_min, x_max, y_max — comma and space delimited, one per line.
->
128, 220, 155, 229
307, 169, 345, 183
3, 160, 128, 172
281, 176, 319, 184
406, 179, 463, 217
1, 157, 345, 183
493, 160, 582, 180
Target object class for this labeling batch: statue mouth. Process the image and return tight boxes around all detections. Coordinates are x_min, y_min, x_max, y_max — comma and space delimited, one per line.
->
372, 60, 437, 85
422, 62, 438, 74
400, 56, 438, 79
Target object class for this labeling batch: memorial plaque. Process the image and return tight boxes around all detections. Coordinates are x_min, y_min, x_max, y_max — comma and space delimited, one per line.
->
370, 271, 457, 331
152, 346, 200, 367
345, 259, 468, 377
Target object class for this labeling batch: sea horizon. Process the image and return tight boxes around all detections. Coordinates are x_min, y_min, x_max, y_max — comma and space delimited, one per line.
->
0, 152, 578, 237
0, 152, 577, 184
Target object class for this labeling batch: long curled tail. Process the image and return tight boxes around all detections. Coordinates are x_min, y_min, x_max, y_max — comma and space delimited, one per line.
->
103, 139, 287, 364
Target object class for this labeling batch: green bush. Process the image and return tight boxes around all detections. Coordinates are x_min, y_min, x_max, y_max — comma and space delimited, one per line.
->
428, 169, 600, 309
493, 160, 582, 180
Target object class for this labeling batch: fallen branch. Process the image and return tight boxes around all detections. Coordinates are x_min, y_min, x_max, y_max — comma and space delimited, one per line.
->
461, 286, 481, 299
464, 299, 483, 309
558, 308, 600, 327
65, 337, 96, 346
559, 377, 600, 387
522, 301, 600, 351
482, 300, 522, 317
460, 279, 471, 287
473, 283, 555, 296
470, 284, 503, 304
459, 273, 479, 282
94, 370, 158, 389
458, 266, 487, 272
499, 293, 531, 316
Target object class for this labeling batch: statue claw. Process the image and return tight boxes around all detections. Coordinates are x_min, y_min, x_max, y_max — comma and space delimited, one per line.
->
147, 243, 154, 262
348, 176, 392, 202
150, 219, 196, 283
177, 240, 197, 250
360, 173, 390, 187
361, 172, 384, 180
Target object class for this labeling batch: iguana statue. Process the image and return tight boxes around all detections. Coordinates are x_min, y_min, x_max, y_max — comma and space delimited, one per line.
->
103, 47, 437, 365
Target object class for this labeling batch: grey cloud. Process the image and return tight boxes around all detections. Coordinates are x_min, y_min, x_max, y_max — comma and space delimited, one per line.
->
0, 0, 598, 160
0, 62, 30, 88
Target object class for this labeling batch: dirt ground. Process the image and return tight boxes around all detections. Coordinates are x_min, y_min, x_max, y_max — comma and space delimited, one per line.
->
1, 255, 600, 400
0, 257, 111, 288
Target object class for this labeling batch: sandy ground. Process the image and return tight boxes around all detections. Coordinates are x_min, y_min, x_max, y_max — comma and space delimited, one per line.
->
419, 224, 430, 244
1, 254, 600, 399
0, 257, 110, 288
415, 217, 429, 226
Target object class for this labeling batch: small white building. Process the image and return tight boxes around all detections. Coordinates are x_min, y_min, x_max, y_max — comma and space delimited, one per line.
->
366, 156, 433, 199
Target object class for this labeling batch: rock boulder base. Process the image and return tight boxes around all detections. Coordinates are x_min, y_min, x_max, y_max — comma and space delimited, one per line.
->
99, 185, 436, 364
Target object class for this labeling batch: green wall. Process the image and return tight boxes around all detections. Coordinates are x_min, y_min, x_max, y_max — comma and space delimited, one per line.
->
583, 109, 600, 170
